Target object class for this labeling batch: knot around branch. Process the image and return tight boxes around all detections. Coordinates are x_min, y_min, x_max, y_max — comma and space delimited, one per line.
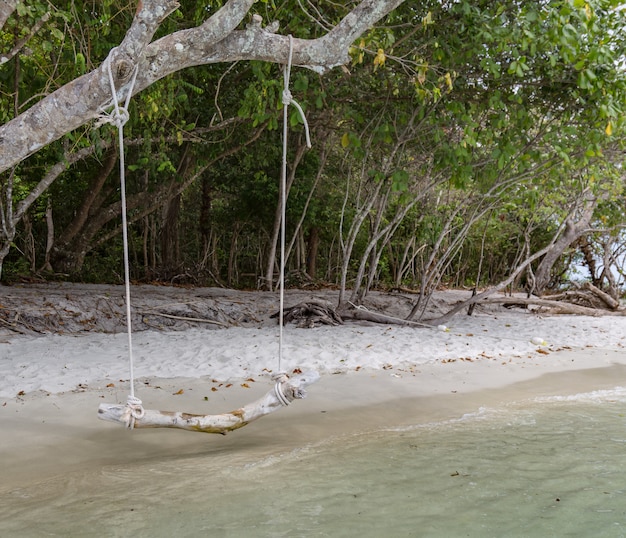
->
94, 47, 138, 130
121, 395, 145, 428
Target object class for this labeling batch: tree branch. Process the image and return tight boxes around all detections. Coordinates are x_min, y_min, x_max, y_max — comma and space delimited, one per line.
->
0, 11, 50, 65
0, 0, 17, 32
0, 0, 405, 174
98, 371, 319, 434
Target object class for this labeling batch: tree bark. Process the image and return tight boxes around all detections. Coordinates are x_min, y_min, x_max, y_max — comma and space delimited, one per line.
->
0, 1, 17, 30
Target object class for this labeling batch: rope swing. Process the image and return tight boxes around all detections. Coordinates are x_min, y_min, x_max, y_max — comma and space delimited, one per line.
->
97, 38, 319, 434
274, 35, 312, 403
98, 48, 144, 428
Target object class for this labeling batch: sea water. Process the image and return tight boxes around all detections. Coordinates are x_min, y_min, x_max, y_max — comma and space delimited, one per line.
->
2, 389, 626, 538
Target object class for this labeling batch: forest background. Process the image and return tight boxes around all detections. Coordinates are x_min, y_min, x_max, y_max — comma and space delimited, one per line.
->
1, 0, 625, 319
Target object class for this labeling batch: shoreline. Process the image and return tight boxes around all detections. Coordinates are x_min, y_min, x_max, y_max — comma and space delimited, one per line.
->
2, 346, 626, 491
2, 284, 625, 493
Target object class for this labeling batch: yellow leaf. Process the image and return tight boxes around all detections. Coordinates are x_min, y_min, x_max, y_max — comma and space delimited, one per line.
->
444, 72, 453, 91
341, 132, 350, 148
585, 3, 592, 20
417, 68, 427, 85
373, 48, 386, 69
606, 121, 613, 136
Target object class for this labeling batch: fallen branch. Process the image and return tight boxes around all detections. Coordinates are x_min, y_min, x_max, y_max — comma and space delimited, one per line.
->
477, 296, 624, 316
98, 371, 319, 434
338, 305, 434, 328
581, 282, 620, 310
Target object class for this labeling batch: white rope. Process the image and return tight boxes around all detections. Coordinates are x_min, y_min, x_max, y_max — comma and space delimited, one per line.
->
273, 374, 291, 407
100, 48, 143, 427
278, 35, 311, 377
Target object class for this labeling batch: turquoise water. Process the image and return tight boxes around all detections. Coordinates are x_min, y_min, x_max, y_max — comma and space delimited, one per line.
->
3, 389, 626, 537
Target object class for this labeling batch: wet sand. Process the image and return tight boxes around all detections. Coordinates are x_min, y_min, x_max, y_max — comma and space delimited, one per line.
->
3, 347, 625, 491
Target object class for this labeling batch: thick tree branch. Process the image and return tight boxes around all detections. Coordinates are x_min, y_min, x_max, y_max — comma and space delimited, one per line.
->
0, 0, 16, 31
0, 0, 404, 174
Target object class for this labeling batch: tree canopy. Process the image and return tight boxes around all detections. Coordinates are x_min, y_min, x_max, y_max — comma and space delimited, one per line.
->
1, 0, 625, 310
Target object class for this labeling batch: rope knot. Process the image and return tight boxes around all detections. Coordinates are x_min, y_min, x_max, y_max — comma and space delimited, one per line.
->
122, 395, 145, 429
108, 107, 130, 129
95, 47, 138, 131
282, 89, 293, 106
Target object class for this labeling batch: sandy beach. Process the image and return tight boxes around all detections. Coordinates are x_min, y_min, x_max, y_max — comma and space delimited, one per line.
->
1, 284, 626, 492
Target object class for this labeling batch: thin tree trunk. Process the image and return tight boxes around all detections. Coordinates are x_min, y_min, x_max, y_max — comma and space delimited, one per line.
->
40, 198, 54, 272
263, 141, 307, 291
532, 195, 597, 293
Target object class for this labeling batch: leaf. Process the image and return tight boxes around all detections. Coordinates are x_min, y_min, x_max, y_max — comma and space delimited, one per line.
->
341, 132, 350, 148
75, 52, 86, 75
293, 76, 309, 92
50, 28, 65, 41
605, 121, 613, 137
290, 109, 302, 127
391, 169, 409, 192
173, 389, 184, 395
373, 48, 386, 69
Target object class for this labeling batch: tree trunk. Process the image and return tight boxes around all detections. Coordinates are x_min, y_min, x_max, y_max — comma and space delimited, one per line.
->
532, 197, 597, 293
50, 151, 118, 274
160, 194, 181, 277
306, 226, 320, 278
263, 141, 307, 291
40, 198, 54, 272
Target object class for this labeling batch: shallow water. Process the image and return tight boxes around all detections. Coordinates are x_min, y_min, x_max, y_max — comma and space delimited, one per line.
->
3, 389, 626, 537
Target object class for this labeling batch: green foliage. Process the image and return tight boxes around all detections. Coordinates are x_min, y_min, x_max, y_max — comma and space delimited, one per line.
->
2, 0, 626, 290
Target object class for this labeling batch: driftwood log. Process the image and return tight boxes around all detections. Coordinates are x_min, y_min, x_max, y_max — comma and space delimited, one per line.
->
542, 282, 621, 311
98, 371, 319, 434
478, 296, 625, 316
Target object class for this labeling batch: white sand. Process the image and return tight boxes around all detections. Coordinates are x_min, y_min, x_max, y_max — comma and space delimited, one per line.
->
1, 288, 626, 489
